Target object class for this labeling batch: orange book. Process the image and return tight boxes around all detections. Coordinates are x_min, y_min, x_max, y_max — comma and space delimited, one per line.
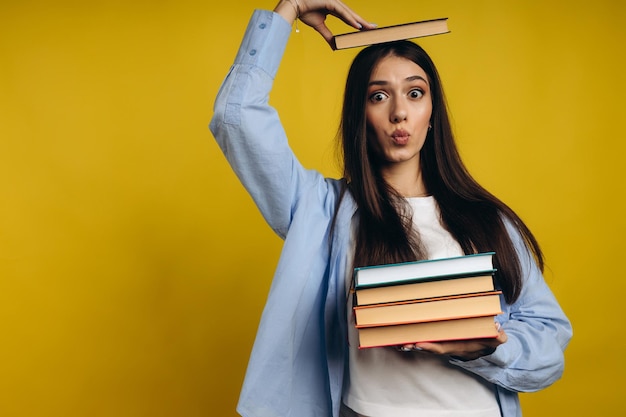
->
355, 274, 495, 306
357, 316, 499, 348
354, 291, 502, 328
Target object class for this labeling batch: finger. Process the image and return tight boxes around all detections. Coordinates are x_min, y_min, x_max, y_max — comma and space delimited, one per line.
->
396, 343, 424, 352
311, 21, 335, 45
413, 342, 442, 354
495, 328, 508, 344
417, 340, 487, 356
328, 1, 376, 31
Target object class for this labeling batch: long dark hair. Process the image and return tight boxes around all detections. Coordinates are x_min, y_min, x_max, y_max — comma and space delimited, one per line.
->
338, 41, 542, 303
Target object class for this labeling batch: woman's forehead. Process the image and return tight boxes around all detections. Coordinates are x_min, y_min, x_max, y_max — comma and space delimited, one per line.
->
370, 55, 429, 83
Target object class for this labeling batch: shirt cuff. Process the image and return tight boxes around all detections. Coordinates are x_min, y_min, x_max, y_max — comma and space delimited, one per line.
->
233, 9, 292, 78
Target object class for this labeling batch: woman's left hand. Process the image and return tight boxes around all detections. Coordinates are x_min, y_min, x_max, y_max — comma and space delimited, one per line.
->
399, 325, 507, 361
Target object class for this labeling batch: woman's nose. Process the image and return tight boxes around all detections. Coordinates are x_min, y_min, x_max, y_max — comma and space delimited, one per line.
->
390, 99, 407, 123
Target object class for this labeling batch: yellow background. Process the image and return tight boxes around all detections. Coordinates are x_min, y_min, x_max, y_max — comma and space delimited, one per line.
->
0, 0, 623, 415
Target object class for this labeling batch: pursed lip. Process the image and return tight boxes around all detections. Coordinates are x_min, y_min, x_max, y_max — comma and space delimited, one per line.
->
391, 129, 410, 145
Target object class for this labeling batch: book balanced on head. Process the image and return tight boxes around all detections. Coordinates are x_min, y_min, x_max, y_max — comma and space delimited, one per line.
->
332, 17, 449, 50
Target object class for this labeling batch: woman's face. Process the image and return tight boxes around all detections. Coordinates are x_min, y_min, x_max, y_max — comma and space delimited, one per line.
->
365, 54, 432, 170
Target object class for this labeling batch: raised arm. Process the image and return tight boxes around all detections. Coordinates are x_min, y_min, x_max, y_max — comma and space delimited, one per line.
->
209, 1, 373, 237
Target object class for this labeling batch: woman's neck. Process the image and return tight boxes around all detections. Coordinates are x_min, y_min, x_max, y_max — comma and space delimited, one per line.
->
381, 163, 429, 198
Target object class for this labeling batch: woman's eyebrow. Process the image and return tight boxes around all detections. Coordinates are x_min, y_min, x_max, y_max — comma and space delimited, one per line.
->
406, 75, 429, 84
368, 75, 429, 86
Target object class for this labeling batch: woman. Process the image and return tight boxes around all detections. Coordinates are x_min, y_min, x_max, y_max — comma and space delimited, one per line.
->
209, 1, 572, 416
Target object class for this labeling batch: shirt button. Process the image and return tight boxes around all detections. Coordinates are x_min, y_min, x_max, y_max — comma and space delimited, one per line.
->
259, 23, 267, 29
249, 49, 257, 56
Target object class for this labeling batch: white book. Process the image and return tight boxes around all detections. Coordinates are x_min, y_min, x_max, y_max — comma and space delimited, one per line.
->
354, 252, 496, 289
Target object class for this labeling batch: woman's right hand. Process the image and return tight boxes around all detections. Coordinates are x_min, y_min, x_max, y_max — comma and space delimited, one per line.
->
274, 0, 376, 47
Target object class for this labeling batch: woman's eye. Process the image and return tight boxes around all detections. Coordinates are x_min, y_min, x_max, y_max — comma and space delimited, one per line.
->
409, 89, 424, 99
369, 92, 388, 102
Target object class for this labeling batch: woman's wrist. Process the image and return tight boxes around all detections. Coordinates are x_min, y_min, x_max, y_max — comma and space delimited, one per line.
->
274, 0, 299, 26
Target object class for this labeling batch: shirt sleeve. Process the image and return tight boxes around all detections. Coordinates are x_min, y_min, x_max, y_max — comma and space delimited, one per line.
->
451, 219, 573, 392
209, 9, 326, 239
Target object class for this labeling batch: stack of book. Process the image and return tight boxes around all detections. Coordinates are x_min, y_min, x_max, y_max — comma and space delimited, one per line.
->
353, 252, 502, 349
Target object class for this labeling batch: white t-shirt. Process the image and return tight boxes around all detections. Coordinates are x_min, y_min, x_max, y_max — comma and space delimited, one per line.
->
342, 196, 501, 417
